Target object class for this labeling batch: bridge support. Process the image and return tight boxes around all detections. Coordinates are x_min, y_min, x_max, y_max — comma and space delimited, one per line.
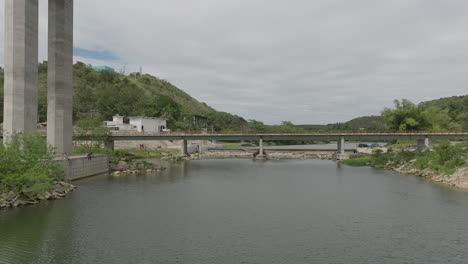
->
104, 140, 115, 151
417, 137, 430, 151
47, 0, 74, 154
181, 140, 189, 156
3, 0, 39, 142
336, 136, 349, 160
255, 138, 267, 159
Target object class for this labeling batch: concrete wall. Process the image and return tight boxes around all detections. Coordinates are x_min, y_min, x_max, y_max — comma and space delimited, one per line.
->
56, 154, 109, 181
113, 140, 175, 149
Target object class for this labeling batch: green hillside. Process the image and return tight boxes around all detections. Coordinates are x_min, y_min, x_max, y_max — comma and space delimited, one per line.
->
0, 62, 246, 131
299, 95, 467, 131
298, 116, 385, 131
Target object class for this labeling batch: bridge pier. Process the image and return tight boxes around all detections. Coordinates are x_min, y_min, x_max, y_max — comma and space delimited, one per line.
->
335, 136, 349, 160
181, 140, 189, 156
417, 137, 430, 151
47, 0, 74, 154
104, 140, 115, 151
255, 138, 267, 159
3, 0, 39, 142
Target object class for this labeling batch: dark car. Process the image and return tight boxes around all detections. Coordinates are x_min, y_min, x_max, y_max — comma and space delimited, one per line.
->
358, 143, 369, 148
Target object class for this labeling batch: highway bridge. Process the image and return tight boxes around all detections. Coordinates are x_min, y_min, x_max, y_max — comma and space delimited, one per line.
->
103, 131, 468, 160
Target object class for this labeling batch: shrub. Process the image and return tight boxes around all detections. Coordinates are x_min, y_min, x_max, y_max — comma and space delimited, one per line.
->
0, 134, 64, 196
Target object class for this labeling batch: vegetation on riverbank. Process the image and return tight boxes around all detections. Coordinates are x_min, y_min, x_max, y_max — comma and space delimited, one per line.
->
343, 141, 468, 184
0, 134, 76, 209
0, 134, 63, 196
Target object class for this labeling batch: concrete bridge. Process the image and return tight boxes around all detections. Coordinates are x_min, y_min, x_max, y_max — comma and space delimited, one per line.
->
103, 132, 468, 160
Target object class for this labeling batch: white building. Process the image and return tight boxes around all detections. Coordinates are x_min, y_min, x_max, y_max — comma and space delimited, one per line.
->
129, 116, 167, 133
104, 115, 168, 133
104, 115, 135, 131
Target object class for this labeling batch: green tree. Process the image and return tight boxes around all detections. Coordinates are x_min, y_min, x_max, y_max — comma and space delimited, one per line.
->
74, 116, 110, 152
0, 134, 63, 196
248, 119, 267, 133
382, 99, 421, 130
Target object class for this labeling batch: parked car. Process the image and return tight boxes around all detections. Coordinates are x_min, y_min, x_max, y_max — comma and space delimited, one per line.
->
370, 143, 381, 148
358, 143, 369, 148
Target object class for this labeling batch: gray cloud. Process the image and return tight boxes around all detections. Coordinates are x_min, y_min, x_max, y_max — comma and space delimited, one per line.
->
1, 0, 467, 124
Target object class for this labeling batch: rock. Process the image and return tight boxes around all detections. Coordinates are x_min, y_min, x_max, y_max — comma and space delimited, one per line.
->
44, 192, 52, 200
4, 191, 17, 202
116, 161, 130, 171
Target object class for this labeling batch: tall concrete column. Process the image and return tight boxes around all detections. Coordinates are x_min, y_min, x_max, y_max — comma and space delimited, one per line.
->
3, 0, 38, 142
417, 137, 430, 151
47, 0, 74, 154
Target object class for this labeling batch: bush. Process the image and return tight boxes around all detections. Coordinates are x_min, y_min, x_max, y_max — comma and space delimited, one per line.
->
0, 134, 64, 196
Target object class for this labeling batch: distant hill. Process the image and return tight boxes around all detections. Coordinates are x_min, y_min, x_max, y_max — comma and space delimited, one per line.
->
299, 95, 467, 131
0, 62, 246, 131
298, 116, 385, 131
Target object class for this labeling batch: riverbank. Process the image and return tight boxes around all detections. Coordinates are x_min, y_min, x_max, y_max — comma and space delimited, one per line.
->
393, 164, 468, 189
0, 181, 76, 209
342, 142, 468, 190
161, 150, 337, 160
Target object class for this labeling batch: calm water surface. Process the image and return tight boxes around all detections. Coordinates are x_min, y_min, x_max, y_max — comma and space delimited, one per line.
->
1, 159, 468, 264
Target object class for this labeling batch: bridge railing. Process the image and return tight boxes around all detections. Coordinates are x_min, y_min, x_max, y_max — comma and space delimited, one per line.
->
107, 130, 468, 137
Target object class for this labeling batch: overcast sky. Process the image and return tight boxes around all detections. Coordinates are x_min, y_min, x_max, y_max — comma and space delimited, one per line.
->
1, 0, 467, 124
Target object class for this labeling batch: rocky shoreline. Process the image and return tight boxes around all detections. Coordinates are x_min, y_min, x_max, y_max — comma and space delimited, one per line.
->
360, 161, 468, 190
0, 181, 76, 210
165, 150, 336, 160
111, 160, 163, 176
393, 165, 468, 190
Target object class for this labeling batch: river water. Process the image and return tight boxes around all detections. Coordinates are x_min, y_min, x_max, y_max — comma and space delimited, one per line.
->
1, 159, 468, 264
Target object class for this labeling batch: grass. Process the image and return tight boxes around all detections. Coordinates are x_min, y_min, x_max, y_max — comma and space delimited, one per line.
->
218, 142, 243, 148
74, 146, 180, 165
342, 156, 373, 166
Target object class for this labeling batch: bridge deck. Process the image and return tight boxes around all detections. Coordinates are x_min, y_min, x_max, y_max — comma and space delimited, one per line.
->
105, 132, 468, 141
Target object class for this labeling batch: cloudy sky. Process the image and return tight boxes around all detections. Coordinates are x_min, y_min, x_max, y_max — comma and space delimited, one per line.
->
1, 0, 467, 124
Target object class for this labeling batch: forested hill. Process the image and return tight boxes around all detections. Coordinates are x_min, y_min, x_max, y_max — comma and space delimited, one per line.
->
299, 95, 468, 131
0, 62, 246, 131
298, 116, 385, 131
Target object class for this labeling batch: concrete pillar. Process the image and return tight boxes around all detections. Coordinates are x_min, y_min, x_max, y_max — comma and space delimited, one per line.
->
417, 137, 430, 151
104, 140, 114, 151
336, 136, 349, 160
259, 138, 264, 155
3, 0, 39, 142
181, 140, 189, 156
337, 136, 345, 154
47, 0, 73, 154
255, 138, 266, 159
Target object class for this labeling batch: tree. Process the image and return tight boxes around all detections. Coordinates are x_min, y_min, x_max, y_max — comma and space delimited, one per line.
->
74, 116, 110, 152
382, 99, 421, 130
248, 120, 267, 133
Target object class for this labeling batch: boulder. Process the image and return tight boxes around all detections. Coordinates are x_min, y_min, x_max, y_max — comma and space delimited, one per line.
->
116, 161, 130, 171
